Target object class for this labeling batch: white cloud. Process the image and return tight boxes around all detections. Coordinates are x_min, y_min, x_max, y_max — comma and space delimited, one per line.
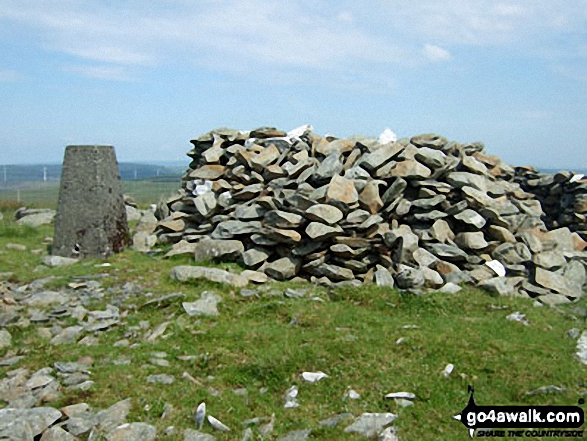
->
64, 65, 136, 81
61, 46, 154, 65
0, 0, 585, 83
422, 44, 452, 62
0, 69, 21, 81
336, 11, 354, 23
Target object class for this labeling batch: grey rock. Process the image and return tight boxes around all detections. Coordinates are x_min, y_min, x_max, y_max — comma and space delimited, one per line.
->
132, 231, 158, 252
375, 265, 395, 287
242, 247, 271, 268
525, 385, 566, 396
532, 251, 567, 270
410, 133, 448, 149
16, 210, 55, 227
207, 415, 230, 432
415, 147, 446, 168
478, 277, 515, 296
425, 243, 468, 261
411, 194, 446, 209
358, 142, 403, 172
183, 428, 216, 441
39, 425, 77, 440
264, 210, 303, 229
210, 221, 262, 239
305, 204, 344, 225
344, 413, 398, 438
576, 331, 587, 365
0, 419, 34, 440
446, 171, 488, 191
50, 326, 83, 345
392, 159, 431, 179
314, 152, 343, 180
241, 270, 269, 284
170, 266, 248, 287
455, 232, 488, 250
147, 374, 175, 384
0, 329, 12, 349
277, 429, 312, 441
95, 398, 132, 434
429, 219, 455, 243
194, 193, 217, 218
23, 291, 69, 307
265, 228, 302, 244
234, 204, 265, 220
493, 242, 532, 265
265, 257, 300, 280
106, 423, 157, 441
379, 426, 400, 441
326, 175, 359, 205
381, 178, 407, 204
183, 291, 222, 317
313, 264, 355, 281
41, 256, 78, 267
534, 267, 578, 297
453, 209, 486, 229
306, 222, 343, 240
0, 407, 62, 437
320, 413, 354, 427
439, 282, 462, 294
395, 266, 425, 289
193, 239, 244, 262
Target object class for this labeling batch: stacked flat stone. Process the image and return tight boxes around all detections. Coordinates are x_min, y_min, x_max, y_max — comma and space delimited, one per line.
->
514, 167, 587, 241
155, 126, 587, 305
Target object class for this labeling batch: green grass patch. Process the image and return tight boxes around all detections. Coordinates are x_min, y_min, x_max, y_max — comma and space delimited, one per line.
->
1, 220, 586, 440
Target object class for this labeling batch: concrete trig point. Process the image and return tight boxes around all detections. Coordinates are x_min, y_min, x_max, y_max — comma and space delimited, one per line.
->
53, 145, 131, 259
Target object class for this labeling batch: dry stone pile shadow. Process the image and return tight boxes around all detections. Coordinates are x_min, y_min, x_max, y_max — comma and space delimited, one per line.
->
156, 125, 587, 305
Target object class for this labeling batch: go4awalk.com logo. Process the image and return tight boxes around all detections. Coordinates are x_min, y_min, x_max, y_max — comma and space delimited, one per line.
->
453, 386, 585, 438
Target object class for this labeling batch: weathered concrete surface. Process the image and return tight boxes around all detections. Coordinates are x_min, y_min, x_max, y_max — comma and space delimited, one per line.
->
53, 146, 131, 259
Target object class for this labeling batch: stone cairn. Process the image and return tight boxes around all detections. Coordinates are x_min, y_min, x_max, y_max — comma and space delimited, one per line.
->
155, 125, 587, 305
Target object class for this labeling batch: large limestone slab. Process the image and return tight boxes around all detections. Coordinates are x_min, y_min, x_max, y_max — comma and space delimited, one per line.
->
170, 266, 248, 287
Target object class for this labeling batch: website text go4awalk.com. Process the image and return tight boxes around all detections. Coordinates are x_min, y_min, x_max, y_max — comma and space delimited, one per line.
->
454, 387, 585, 438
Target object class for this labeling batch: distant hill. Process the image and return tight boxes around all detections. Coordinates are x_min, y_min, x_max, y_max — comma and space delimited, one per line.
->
0, 163, 186, 184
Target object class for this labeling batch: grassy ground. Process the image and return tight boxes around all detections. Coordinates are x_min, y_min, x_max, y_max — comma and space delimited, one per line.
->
1, 209, 586, 440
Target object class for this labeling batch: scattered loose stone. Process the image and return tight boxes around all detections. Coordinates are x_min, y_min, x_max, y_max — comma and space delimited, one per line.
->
106, 422, 157, 440
301, 371, 328, 382
41, 256, 78, 267
576, 331, 587, 365
207, 415, 230, 432
183, 428, 216, 441
284, 386, 299, 409
171, 266, 247, 287
344, 413, 398, 438
526, 385, 566, 396
506, 311, 530, 326
183, 291, 222, 317
194, 402, 206, 429
0, 329, 12, 349
320, 413, 354, 428
385, 392, 416, 400
146, 374, 175, 385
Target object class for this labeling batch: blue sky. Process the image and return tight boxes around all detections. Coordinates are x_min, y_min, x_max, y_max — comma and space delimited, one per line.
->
1, 0, 586, 169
